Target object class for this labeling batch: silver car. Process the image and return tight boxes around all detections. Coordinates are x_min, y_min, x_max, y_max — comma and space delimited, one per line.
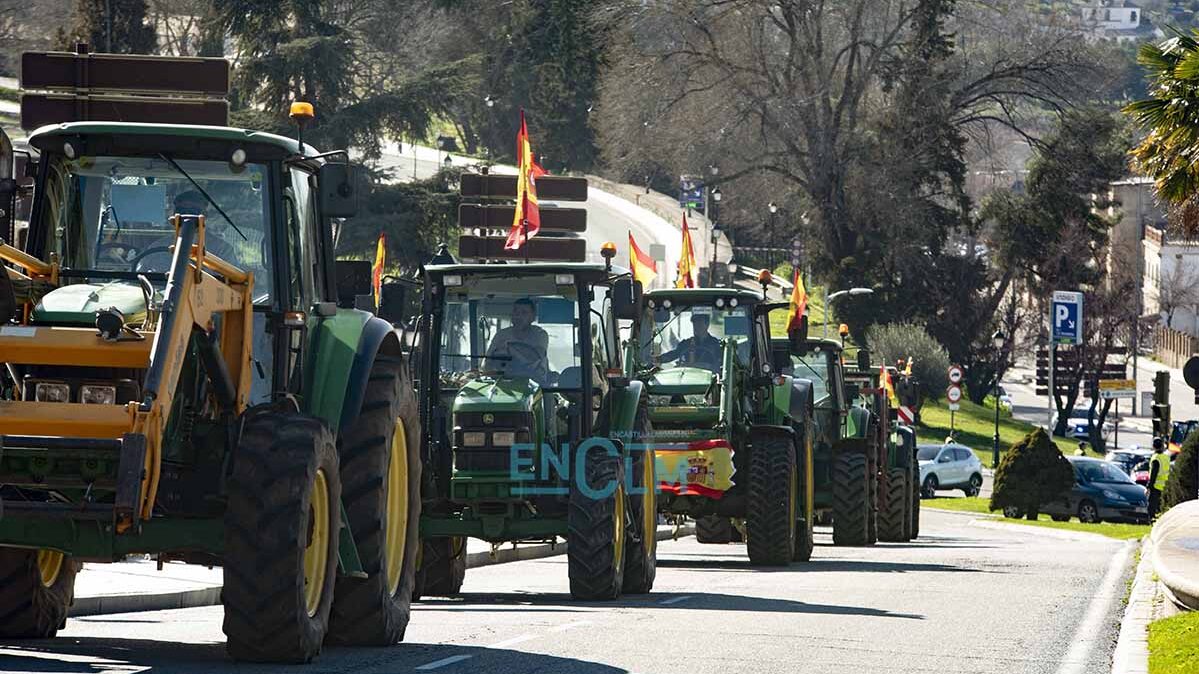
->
918, 443, 984, 498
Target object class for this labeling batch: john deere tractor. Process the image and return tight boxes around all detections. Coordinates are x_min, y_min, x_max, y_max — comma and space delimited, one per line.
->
387, 173, 657, 600
843, 364, 919, 542
629, 286, 816, 565
0, 49, 421, 663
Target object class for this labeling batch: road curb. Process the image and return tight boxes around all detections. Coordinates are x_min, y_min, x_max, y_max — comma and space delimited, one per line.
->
968, 517, 1117, 542
68, 525, 696, 617
1111, 537, 1156, 674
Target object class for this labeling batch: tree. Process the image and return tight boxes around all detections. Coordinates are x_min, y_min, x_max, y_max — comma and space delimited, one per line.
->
58, 0, 157, 54
865, 322, 950, 400
335, 169, 462, 270
990, 428, 1074, 520
1126, 29, 1199, 236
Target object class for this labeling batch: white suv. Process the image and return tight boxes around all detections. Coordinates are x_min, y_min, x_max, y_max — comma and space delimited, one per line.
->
918, 443, 984, 498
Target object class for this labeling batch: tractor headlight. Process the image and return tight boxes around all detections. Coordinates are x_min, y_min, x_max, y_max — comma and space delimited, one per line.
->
34, 382, 71, 403
491, 431, 516, 447
80, 384, 118, 405
462, 431, 486, 447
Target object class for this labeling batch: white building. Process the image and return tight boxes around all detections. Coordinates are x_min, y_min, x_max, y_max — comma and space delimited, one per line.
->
1144, 225, 1199, 334
1080, 1, 1162, 43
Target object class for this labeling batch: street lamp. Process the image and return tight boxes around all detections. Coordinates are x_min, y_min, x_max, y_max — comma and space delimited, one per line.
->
767, 202, 779, 271
727, 257, 739, 288
992, 329, 1006, 469
825, 288, 874, 338
710, 224, 721, 286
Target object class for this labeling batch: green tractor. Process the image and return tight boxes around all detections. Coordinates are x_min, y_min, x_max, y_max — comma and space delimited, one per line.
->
775, 341, 920, 545
0, 50, 421, 663
629, 286, 816, 565
390, 174, 657, 600
843, 364, 920, 542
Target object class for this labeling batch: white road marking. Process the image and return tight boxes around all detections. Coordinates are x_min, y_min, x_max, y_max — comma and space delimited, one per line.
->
415, 654, 473, 670
1054, 541, 1133, 674
658, 595, 692, 605
488, 633, 540, 649
549, 620, 594, 632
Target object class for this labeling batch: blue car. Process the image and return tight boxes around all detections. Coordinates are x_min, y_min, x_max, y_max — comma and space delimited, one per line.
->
1003, 457, 1148, 524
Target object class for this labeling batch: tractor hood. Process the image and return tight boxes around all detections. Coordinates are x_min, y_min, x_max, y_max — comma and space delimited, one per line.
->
646, 367, 715, 397
453, 376, 540, 414
32, 282, 147, 326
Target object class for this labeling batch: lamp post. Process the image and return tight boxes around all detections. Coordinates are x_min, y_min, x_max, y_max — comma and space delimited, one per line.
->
992, 329, 1006, 469
483, 95, 496, 168
768, 202, 778, 271
710, 224, 721, 286
726, 258, 738, 288
825, 288, 874, 339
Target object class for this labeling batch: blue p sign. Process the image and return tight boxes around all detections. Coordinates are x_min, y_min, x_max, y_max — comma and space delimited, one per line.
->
1051, 291, 1083, 345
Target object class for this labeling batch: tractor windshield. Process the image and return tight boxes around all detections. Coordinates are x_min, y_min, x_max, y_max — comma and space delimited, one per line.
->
34, 153, 274, 302
438, 272, 581, 388
789, 351, 834, 404
645, 301, 750, 372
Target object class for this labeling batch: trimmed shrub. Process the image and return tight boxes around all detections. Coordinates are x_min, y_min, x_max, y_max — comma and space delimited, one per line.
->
990, 428, 1074, 519
1164, 430, 1199, 511
865, 322, 951, 400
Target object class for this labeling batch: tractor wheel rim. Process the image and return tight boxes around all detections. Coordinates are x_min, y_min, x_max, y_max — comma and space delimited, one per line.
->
385, 420, 410, 595
303, 468, 331, 617
37, 549, 63, 588
643, 451, 656, 559
789, 467, 799, 540
613, 483, 626, 574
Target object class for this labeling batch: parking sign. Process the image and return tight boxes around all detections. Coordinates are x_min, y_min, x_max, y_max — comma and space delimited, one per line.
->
1051, 291, 1083, 345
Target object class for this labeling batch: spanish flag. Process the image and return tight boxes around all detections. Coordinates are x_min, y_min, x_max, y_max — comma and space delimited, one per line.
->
785, 269, 808, 331
629, 231, 657, 288
676, 213, 697, 288
504, 109, 541, 251
881, 364, 897, 405
372, 233, 386, 308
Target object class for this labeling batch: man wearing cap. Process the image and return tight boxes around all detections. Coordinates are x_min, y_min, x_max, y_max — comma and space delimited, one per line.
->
486, 298, 550, 384
660, 310, 722, 371
1149, 437, 1170, 520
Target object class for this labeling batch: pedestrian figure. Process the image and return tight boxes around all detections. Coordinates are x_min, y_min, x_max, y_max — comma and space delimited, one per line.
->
1149, 437, 1170, 521
1075, 441, 1087, 456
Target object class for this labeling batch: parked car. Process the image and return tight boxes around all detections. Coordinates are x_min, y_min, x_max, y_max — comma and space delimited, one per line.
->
917, 443, 984, 498
1002, 457, 1148, 524
1169, 420, 1198, 455
1051, 406, 1114, 441
1105, 449, 1153, 487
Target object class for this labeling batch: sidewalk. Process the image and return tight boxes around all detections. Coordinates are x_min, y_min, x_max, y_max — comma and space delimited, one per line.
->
70, 524, 694, 617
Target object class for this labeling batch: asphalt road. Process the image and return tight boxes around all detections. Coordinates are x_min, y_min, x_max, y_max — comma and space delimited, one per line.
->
0, 509, 1132, 674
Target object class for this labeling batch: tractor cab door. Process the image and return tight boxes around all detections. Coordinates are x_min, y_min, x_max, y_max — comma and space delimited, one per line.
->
0, 128, 14, 243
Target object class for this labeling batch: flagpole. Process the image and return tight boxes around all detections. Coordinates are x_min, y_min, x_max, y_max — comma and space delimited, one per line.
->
523, 217, 529, 264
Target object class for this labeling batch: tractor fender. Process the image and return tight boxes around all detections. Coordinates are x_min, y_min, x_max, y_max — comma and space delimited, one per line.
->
606, 379, 645, 440
339, 315, 403, 431
789, 379, 815, 426
750, 424, 795, 439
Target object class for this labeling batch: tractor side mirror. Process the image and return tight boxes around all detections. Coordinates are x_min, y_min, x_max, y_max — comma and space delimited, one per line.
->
379, 277, 422, 327
857, 348, 871, 371
335, 259, 373, 309
319, 162, 359, 218
612, 278, 642, 320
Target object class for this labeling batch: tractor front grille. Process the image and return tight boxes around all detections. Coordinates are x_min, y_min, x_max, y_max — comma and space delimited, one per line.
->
452, 412, 534, 474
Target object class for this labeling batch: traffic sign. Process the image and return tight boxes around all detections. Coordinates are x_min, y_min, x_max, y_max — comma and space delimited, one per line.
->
1098, 379, 1137, 400
948, 365, 963, 384
896, 405, 915, 425
946, 384, 963, 404
948, 403, 960, 411
791, 238, 802, 268
1051, 291, 1084, 345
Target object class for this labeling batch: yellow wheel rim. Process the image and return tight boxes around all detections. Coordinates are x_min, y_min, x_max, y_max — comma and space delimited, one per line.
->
789, 468, 799, 541
384, 420, 410, 595
303, 469, 331, 617
37, 549, 64, 588
613, 483, 626, 573
643, 451, 656, 558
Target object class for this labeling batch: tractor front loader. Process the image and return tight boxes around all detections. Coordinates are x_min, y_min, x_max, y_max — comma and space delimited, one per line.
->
0, 48, 422, 664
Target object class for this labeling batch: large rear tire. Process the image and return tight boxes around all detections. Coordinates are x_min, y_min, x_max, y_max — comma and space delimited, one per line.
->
866, 456, 879, 545
695, 516, 735, 544
413, 537, 466, 599
223, 408, 341, 663
567, 447, 627, 600
622, 406, 657, 594
0, 547, 79, 638
909, 462, 921, 539
328, 354, 423, 645
878, 468, 907, 542
745, 428, 798, 566
832, 453, 870, 546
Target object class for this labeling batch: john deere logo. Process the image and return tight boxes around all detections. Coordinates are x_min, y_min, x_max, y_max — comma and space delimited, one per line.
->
482, 413, 494, 425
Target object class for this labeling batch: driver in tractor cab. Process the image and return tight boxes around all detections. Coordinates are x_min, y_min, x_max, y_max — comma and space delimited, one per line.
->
660, 310, 722, 371
136, 189, 237, 270
485, 297, 550, 384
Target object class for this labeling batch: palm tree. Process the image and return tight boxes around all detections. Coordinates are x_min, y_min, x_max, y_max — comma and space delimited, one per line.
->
1124, 30, 1199, 235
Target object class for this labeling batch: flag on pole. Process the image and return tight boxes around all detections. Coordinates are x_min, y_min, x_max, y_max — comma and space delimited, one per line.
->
504, 109, 541, 251
629, 231, 658, 288
881, 364, 897, 405
676, 213, 698, 288
904, 357, 913, 377
785, 269, 809, 331
372, 233, 386, 308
